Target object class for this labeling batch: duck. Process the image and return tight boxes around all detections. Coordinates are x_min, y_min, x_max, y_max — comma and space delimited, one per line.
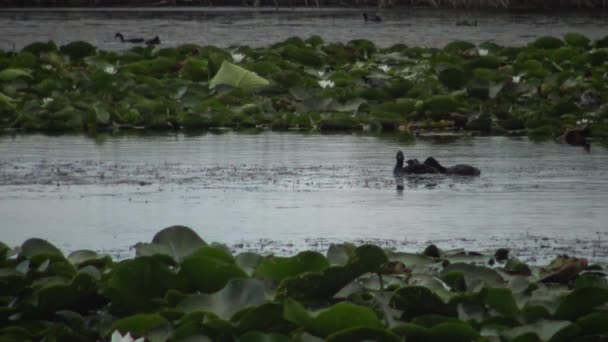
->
394, 151, 440, 175
423, 156, 481, 176
145, 36, 161, 46
114, 32, 145, 43
363, 13, 382, 23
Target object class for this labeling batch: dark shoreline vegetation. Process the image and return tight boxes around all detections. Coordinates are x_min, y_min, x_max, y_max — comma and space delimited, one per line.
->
1, 35, 607, 144
2, 225, 608, 341
3, 0, 608, 9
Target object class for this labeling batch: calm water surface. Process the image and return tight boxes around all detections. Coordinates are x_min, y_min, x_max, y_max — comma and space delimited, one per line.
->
1, 133, 607, 262
1, 7, 608, 51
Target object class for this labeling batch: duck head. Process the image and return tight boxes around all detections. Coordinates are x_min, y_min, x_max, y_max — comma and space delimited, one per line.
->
396, 150, 404, 162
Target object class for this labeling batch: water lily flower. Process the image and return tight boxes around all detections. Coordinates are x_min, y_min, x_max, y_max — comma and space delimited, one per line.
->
42, 97, 53, 107
318, 80, 335, 89
104, 65, 117, 75
478, 49, 489, 56
231, 53, 245, 63
512, 75, 522, 84
576, 118, 593, 126
378, 64, 391, 72
42, 64, 53, 71
317, 70, 325, 78
111, 331, 144, 342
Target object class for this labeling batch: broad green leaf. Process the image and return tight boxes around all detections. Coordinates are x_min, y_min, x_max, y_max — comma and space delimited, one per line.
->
326, 243, 356, 266
390, 286, 456, 320
441, 263, 504, 289
110, 313, 169, 337
232, 303, 293, 334
554, 287, 608, 320
326, 327, 401, 342
19, 238, 64, 265
102, 256, 184, 314
210, 61, 269, 90
179, 279, 267, 320
179, 246, 247, 293
235, 252, 264, 276
502, 320, 579, 342
0, 68, 32, 81
577, 312, 608, 335
429, 322, 480, 342
484, 287, 519, 317
237, 332, 290, 342
254, 251, 329, 282
283, 299, 383, 337
135, 225, 207, 263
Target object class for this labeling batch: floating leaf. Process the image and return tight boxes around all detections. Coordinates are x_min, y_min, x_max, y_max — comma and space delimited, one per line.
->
0, 68, 32, 81
254, 251, 329, 282
19, 238, 64, 265
209, 61, 269, 90
179, 279, 267, 320
110, 313, 169, 337
283, 299, 383, 338
179, 246, 247, 293
134, 225, 207, 263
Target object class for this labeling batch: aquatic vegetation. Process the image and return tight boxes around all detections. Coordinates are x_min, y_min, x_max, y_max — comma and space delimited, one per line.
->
0, 34, 607, 140
1, 225, 608, 341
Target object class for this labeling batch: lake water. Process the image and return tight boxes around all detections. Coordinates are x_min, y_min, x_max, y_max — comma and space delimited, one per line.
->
1, 132, 607, 262
1, 7, 608, 51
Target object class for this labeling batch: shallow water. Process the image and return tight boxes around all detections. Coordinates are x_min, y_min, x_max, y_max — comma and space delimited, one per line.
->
1, 132, 607, 262
1, 7, 608, 51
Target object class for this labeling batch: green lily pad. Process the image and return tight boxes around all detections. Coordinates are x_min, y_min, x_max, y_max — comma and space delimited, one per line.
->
441, 263, 504, 290
19, 238, 64, 265
502, 320, 579, 342
554, 287, 608, 320
110, 313, 169, 337
210, 61, 269, 90
179, 279, 268, 320
429, 322, 480, 342
254, 251, 329, 282
326, 327, 401, 342
179, 246, 248, 293
390, 286, 456, 320
235, 252, 264, 276
391, 323, 431, 342
102, 256, 184, 314
134, 225, 207, 263
483, 287, 519, 317
0, 68, 32, 81
276, 245, 387, 304
232, 303, 293, 334
67, 250, 109, 267
283, 299, 383, 337
576, 312, 608, 336
326, 243, 356, 266
237, 332, 290, 342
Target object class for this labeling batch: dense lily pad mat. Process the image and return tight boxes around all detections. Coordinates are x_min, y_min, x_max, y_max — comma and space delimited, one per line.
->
1, 35, 607, 140
1, 226, 608, 341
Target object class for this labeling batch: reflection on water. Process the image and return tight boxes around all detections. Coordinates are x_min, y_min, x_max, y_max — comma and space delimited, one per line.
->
1, 7, 608, 51
0, 132, 607, 262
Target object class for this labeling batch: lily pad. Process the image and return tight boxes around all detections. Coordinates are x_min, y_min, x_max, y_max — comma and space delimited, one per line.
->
110, 313, 168, 337
0, 68, 32, 81
134, 225, 207, 263
179, 278, 268, 320
179, 246, 248, 293
19, 238, 64, 265
283, 299, 383, 337
210, 61, 269, 90
254, 251, 329, 282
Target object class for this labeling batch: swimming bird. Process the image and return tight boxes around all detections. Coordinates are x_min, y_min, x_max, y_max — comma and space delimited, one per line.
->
423, 157, 481, 176
114, 33, 144, 43
363, 13, 382, 23
394, 151, 440, 175
145, 36, 161, 46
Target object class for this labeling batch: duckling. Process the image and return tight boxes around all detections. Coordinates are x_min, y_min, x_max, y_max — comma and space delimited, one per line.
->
363, 13, 382, 22
145, 36, 161, 46
114, 32, 144, 43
